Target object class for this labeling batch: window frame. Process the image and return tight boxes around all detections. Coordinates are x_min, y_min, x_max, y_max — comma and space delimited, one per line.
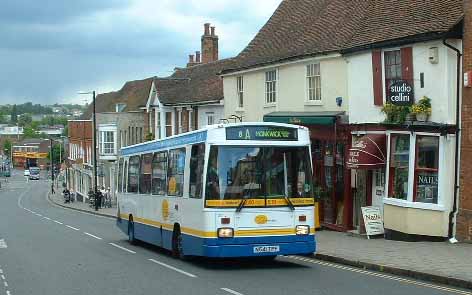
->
127, 155, 140, 193
100, 130, 115, 155
139, 153, 153, 194
237, 76, 244, 108
265, 69, 278, 105
306, 63, 322, 103
382, 49, 402, 103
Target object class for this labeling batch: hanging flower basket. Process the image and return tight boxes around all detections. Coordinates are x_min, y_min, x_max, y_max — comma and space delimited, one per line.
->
416, 113, 428, 122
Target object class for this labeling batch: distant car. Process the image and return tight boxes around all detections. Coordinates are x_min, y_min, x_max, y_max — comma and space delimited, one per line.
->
24, 169, 30, 177
29, 167, 40, 180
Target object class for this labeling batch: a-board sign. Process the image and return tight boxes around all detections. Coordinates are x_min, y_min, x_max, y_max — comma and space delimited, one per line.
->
361, 206, 384, 238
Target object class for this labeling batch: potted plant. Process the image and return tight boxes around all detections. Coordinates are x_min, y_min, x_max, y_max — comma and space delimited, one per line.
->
381, 103, 410, 124
411, 96, 432, 122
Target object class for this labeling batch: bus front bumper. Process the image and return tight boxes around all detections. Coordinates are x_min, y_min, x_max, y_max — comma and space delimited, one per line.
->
202, 240, 316, 258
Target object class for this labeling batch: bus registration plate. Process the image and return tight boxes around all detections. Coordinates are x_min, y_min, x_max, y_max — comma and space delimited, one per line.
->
253, 246, 280, 253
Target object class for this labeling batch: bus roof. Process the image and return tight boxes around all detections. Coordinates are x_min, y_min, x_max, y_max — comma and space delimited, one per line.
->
121, 122, 309, 157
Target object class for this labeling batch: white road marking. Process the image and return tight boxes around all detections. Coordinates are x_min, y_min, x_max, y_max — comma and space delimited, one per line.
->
0, 240, 7, 249
1, 275, 5, 280
43, 217, 51, 221
221, 288, 245, 295
0, 269, 3, 273
65, 225, 80, 231
83, 232, 102, 240
109, 243, 136, 254
35, 213, 42, 217
287, 256, 472, 295
53, 220, 63, 225
148, 258, 197, 278
6, 290, 11, 295
3, 281, 7, 287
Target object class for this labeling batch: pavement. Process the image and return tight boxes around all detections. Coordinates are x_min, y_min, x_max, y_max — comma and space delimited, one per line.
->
43, 175, 472, 290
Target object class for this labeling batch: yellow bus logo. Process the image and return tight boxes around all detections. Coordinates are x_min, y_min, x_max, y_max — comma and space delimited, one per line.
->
162, 200, 170, 221
255, 215, 268, 224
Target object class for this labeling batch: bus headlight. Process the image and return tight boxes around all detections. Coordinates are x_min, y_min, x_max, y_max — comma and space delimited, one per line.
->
296, 225, 310, 235
217, 228, 234, 238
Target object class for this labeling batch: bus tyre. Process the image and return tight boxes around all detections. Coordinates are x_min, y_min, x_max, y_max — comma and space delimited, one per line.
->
172, 227, 185, 260
128, 220, 137, 245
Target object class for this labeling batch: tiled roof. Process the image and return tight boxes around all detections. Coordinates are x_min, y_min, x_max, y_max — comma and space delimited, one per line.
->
224, 0, 463, 73
82, 77, 153, 119
155, 58, 236, 105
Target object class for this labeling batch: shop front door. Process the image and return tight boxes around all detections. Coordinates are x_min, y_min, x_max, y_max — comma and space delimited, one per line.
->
353, 170, 367, 230
372, 169, 385, 217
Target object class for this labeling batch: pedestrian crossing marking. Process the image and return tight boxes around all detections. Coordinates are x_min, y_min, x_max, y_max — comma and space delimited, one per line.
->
0, 239, 7, 249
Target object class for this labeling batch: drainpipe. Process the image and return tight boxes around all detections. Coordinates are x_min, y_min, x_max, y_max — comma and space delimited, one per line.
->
442, 39, 462, 239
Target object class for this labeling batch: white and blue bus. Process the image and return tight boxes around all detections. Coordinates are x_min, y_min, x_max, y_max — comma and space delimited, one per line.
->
116, 123, 316, 258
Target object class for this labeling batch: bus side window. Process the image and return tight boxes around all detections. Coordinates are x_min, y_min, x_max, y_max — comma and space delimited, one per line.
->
139, 153, 153, 194
128, 155, 140, 193
152, 151, 167, 195
189, 144, 205, 199
167, 148, 186, 197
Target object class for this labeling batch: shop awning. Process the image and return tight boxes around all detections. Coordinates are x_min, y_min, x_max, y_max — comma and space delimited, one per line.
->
263, 112, 344, 126
347, 134, 386, 169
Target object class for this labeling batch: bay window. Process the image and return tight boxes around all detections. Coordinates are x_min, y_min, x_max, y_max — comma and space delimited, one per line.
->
414, 136, 439, 204
388, 134, 410, 200
387, 133, 442, 206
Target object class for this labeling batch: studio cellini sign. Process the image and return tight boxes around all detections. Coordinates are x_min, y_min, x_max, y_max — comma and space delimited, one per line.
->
387, 80, 414, 106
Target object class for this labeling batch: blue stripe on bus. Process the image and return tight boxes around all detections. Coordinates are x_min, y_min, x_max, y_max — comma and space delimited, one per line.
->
117, 218, 316, 257
121, 130, 207, 156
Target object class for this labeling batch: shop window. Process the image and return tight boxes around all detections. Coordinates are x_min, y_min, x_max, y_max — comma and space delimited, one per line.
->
414, 136, 439, 203
151, 152, 167, 195
167, 148, 186, 197
189, 144, 205, 199
139, 153, 152, 194
388, 134, 410, 200
127, 156, 140, 193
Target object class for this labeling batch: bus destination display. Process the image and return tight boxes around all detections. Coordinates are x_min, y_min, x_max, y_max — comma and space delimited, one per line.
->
226, 126, 298, 141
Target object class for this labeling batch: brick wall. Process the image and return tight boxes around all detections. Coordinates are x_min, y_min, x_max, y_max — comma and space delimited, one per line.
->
459, 0, 472, 241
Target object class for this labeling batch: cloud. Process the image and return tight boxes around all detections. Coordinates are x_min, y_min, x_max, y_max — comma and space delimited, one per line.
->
0, 0, 282, 104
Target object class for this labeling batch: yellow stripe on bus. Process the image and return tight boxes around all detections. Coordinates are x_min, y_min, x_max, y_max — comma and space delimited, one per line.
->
205, 198, 314, 207
120, 213, 315, 237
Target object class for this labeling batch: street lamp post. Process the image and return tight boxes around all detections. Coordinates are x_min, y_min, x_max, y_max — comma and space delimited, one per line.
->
79, 91, 98, 210
49, 138, 54, 194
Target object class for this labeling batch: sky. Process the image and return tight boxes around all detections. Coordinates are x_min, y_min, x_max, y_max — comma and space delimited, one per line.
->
0, 0, 282, 105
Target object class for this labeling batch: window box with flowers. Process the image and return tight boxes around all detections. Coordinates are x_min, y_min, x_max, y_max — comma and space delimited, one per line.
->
410, 96, 432, 122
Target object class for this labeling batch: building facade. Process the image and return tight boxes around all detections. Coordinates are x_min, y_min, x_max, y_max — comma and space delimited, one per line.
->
67, 120, 93, 202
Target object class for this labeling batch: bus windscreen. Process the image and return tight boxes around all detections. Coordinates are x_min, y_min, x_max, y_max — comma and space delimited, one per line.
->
205, 146, 313, 204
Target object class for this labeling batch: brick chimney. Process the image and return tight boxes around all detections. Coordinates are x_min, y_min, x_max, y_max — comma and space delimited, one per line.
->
195, 51, 201, 63
187, 54, 196, 67
201, 23, 219, 64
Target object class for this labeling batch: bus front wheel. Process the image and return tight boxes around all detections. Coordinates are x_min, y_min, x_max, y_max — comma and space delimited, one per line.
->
128, 219, 136, 245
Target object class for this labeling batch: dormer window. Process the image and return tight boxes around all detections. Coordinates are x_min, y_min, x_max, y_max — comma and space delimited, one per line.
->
115, 103, 126, 112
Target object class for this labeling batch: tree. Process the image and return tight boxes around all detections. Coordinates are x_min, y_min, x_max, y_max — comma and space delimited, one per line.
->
11, 104, 18, 123
3, 140, 12, 156
23, 127, 39, 139
47, 143, 64, 164
18, 113, 32, 127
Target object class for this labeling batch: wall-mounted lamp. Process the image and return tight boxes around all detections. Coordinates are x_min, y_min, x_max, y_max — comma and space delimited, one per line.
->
336, 97, 343, 107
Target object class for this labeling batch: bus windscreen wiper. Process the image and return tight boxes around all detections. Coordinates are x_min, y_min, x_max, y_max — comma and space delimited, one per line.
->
236, 197, 248, 212
284, 196, 295, 211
